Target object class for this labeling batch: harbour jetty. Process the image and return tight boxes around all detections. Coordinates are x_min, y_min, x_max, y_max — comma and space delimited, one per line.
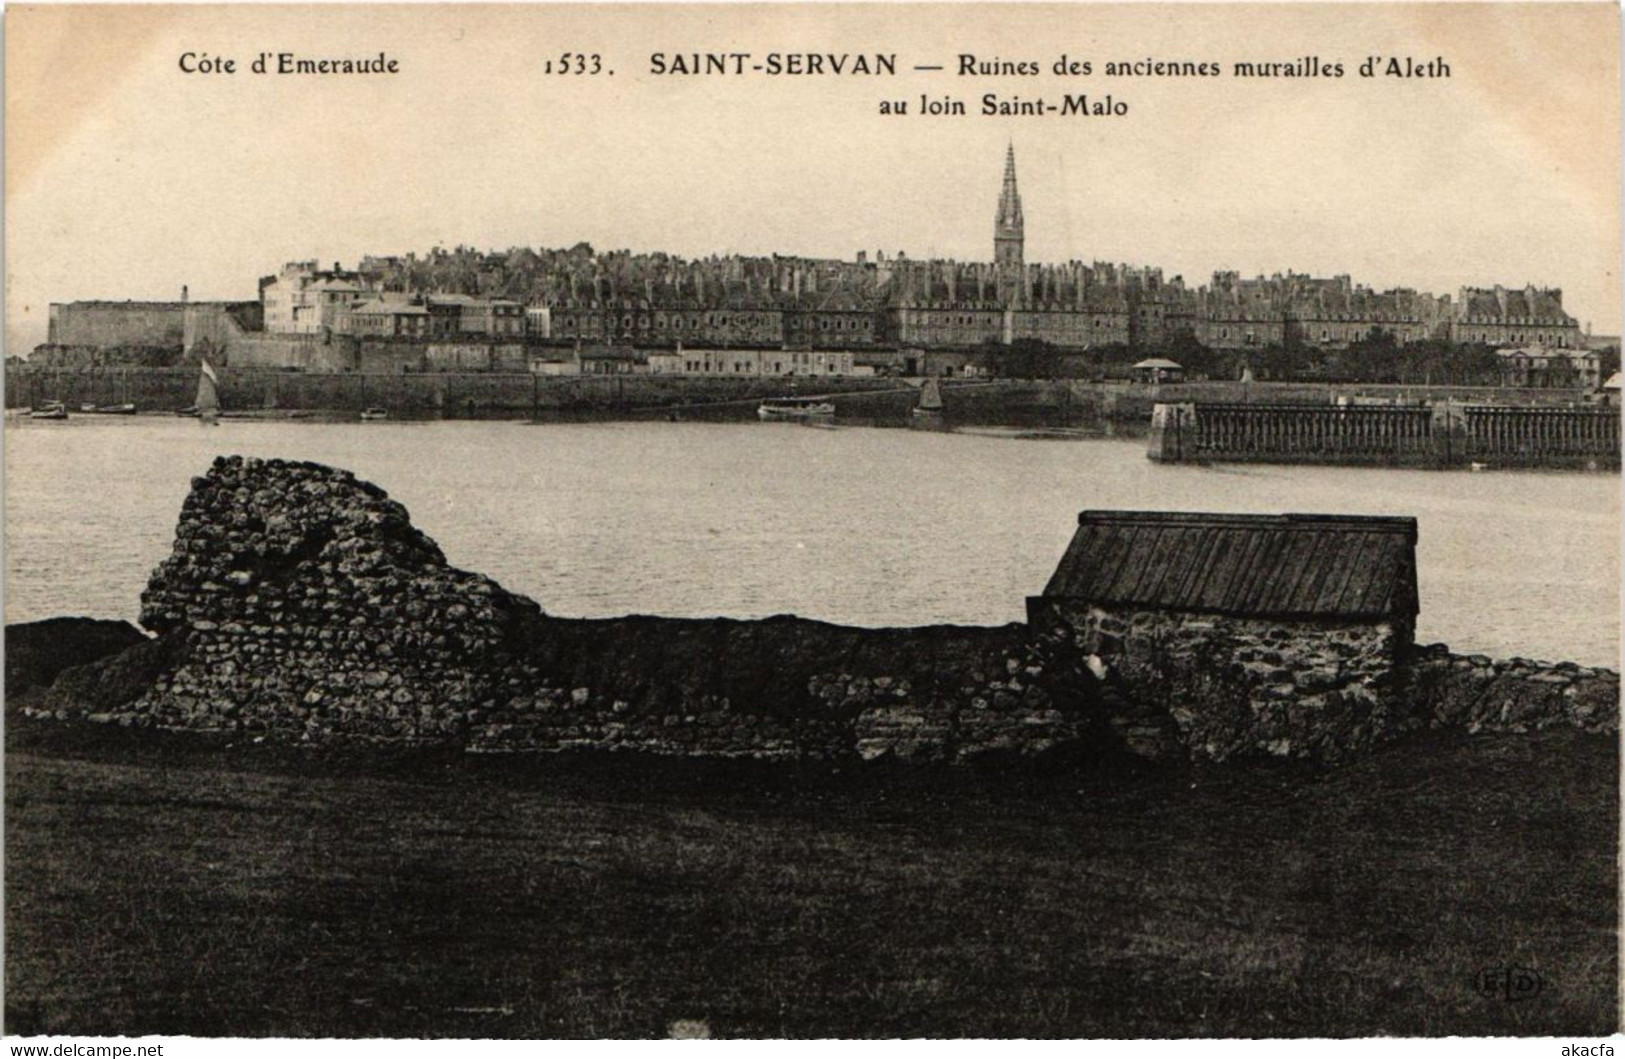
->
1148, 400, 1620, 469
11, 456, 1615, 764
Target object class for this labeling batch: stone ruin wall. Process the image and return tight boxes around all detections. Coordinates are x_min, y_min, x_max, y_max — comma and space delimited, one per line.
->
133, 457, 546, 743
111, 456, 1088, 763
1031, 602, 1413, 761
468, 617, 1087, 763
26, 455, 1618, 766
1032, 602, 1617, 761
1404, 644, 1617, 736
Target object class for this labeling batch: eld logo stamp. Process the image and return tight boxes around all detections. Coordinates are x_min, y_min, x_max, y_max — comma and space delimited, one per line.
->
1475, 965, 1544, 1002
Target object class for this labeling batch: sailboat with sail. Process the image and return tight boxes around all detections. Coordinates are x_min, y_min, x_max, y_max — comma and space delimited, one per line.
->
195, 358, 221, 425
912, 376, 944, 417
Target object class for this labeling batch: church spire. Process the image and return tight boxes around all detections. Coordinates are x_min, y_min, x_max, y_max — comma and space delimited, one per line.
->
997, 142, 1023, 230
994, 142, 1025, 305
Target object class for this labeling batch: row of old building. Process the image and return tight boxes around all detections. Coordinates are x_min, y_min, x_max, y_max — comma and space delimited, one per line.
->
40, 146, 1594, 366
244, 257, 1587, 355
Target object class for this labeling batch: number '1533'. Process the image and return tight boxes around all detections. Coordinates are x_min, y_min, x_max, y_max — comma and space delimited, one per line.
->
544, 53, 605, 74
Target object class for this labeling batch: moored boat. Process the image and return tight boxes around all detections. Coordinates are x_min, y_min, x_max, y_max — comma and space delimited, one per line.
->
360, 407, 389, 421
29, 400, 68, 420
196, 359, 221, 425
758, 396, 835, 421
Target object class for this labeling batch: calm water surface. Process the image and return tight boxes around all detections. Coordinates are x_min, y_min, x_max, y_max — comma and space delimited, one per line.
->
5, 417, 1619, 666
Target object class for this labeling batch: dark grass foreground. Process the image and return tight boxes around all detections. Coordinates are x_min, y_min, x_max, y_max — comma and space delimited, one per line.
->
5, 714, 1616, 1039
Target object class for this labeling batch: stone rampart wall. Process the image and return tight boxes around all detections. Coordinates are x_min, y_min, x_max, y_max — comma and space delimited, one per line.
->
48, 304, 187, 348
228, 333, 357, 372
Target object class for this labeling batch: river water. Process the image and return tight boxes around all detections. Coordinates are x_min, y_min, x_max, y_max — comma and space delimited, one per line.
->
4, 416, 1619, 667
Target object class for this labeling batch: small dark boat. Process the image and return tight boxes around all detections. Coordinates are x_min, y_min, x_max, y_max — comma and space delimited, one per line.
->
758, 396, 835, 420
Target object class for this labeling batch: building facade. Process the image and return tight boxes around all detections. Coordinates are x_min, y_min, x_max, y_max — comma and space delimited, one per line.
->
1496, 345, 1603, 389
260, 261, 374, 334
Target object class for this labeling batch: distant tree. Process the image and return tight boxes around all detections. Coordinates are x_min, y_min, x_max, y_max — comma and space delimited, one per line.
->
1251, 343, 1310, 381
1155, 331, 1226, 380
1545, 354, 1578, 388
1336, 328, 1404, 383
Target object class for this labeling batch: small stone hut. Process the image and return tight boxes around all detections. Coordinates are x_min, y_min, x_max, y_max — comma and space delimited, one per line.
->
1027, 511, 1419, 760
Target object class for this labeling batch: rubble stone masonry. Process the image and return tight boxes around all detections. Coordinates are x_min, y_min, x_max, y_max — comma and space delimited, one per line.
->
1028, 602, 1414, 762
19, 456, 1617, 765
107, 457, 1089, 762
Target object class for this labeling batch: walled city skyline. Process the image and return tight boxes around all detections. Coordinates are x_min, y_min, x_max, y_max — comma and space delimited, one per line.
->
19, 137, 1618, 351
37, 142, 1601, 367
8, 5, 1620, 355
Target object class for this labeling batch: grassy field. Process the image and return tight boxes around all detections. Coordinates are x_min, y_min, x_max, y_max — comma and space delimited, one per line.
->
5, 718, 1617, 1038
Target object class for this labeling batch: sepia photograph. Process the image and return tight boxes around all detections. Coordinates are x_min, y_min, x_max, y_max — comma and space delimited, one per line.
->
3, 1, 1620, 1042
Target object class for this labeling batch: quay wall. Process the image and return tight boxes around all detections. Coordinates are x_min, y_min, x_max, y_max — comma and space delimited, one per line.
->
1149, 401, 1620, 468
5, 368, 902, 418
16, 457, 1616, 767
9, 367, 1605, 424
1151, 381, 1600, 407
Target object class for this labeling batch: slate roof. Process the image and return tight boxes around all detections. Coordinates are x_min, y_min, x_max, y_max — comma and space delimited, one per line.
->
1039, 511, 1418, 621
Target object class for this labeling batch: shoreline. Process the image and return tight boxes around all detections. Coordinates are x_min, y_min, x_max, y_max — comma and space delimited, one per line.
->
9, 370, 1616, 472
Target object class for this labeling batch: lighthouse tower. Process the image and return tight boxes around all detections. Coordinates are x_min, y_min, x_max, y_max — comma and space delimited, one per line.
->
994, 143, 1025, 306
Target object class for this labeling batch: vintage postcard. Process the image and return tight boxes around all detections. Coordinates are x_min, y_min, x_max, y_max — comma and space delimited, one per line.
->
4, 1, 1620, 1045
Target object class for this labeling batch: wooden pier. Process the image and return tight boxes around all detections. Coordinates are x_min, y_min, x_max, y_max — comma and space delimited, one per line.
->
1149, 401, 1620, 469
